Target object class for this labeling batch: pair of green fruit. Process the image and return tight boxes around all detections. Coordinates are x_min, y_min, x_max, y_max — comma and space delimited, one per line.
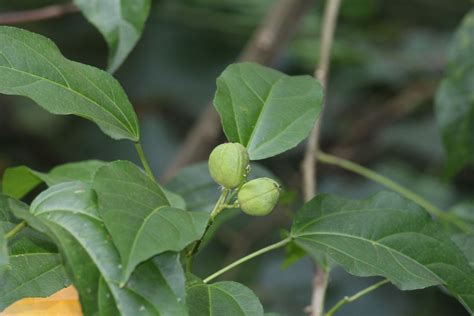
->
208, 143, 280, 216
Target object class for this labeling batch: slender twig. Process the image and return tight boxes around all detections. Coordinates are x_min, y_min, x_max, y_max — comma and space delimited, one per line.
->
5, 221, 27, 240
163, 0, 314, 182
302, 0, 342, 201
317, 151, 472, 232
186, 189, 230, 272
325, 279, 390, 316
203, 237, 291, 283
134, 142, 155, 180
300, 1, 342, 315
0, 3, 78, 25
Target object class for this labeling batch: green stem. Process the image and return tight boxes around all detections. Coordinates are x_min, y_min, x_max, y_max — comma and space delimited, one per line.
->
5, 221, 27, 240
186, 189, 230, 272
203, 237, 291, 283
325, 279, 390, 316
134, 142, 155, 180
317, 151, 472, 232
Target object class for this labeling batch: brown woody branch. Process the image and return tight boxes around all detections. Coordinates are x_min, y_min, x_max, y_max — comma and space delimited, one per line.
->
300, 1, 342, 315
163, 0, 314, 181
0, 3, 78, 25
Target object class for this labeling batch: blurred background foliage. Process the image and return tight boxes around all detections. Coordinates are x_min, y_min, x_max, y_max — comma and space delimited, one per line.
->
0, 0, 473, 315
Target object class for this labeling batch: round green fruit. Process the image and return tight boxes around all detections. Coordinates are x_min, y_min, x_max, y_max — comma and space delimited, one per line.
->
208, 143, 249, 188
238, 178, 280, 216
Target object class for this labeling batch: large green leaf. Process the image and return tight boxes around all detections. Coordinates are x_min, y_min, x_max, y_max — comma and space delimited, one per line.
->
75, 0, 151, 73
93, 161, 208, 284
0, 195, 68, 311
214, 62, 323, 160
0, 26, 140, 141
27, 181, 188, 315
290, 191, 474, 313
435, 10, 474, 175
187, 279, 264, 316
2, 160, 106, 199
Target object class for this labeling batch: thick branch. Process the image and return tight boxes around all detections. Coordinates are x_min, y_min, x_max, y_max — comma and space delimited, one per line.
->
0, 3, 78, 25
163, 0, 313, 181
300, 1, 342, 315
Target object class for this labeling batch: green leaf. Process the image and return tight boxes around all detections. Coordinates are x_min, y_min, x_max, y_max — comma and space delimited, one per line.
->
187, 280, 264, 316
290, 191, 474, 313
452, 234, 474, 267
0, 195, 68, 311
163, 188, 187, 210
0, 194, 19, 232
27, 181, 187, 315
0, 235, 68, 312
93, 161, 208, 284
0, 26, 140, 141
2, 166, 43, 200
74, 0, 151, 73
2, 160, 106, 199
214, 62, 323, 160
435, 9, 474, 175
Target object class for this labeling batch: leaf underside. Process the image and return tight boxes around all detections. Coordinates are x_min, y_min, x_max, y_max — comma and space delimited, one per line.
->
291, 191, 474, 313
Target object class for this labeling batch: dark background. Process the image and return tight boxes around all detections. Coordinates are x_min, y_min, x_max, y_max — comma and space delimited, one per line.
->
0, 0, 472, 315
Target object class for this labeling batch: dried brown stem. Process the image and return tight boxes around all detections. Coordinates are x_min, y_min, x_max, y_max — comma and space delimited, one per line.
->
0, 3, 78, 25
300, 1, 342, 315
163, 0, 313, 181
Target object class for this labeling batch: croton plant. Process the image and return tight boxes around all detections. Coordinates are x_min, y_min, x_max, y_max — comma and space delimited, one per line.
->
0, 4, 474, 316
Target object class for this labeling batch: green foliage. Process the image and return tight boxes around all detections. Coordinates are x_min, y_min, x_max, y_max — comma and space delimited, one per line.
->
74, 0, 151, 73
23, 181, 187, 315
187, 279, 264, 316
2, 160, 106, 199
0, 195, 68, 311
1, 14, 473, 315
0, 26, 140, 141
214, 62, 323, 160
92, 161, 208, 284
291, 191, 474, 313
435, 9, 474, 175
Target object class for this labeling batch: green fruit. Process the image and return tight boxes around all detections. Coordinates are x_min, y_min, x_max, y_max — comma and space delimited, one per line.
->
208, 143, 249, 188
238, 178, 280, 216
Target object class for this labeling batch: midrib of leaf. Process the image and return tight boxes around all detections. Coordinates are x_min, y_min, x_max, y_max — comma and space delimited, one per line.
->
41, 213, 118, 283
5, 260, 64, 296
0, 34, 136, 137
249, 105, 315, 154
97, 176, 167, 202
241, 72, 283, 149
41, 216, 145, 313
126, 206, 179, 271
292, 208, 413, 235
295, 232, 442, 284
0, 65, 132, 136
